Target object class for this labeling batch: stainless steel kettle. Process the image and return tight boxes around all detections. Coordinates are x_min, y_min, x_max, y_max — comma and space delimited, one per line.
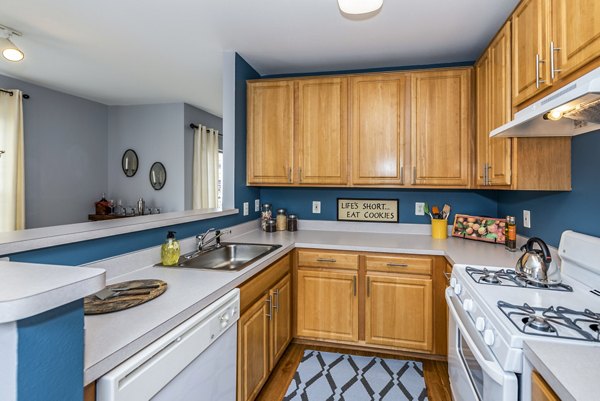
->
515, 237, 561, 285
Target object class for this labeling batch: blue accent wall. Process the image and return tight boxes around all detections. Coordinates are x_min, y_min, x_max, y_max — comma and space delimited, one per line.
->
260, 187, 499, 224
17, 300, 84, 401
497, 130, 600, 247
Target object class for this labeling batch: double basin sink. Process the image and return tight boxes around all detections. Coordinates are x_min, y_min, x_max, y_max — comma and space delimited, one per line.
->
166, 243, 281, 272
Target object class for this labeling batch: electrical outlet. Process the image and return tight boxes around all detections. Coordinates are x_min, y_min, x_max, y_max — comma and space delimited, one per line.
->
312, 201, 321, 214
415, 202, 425, 216
243, 202, 249, 216
523, 210, 531, 228
254, 199, 260, 212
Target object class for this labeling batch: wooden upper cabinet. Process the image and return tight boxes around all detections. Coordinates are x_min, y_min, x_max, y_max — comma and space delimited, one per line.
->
410, 69, 471, 187
512, 0, 551, 105
247, 81, 294, 184
296, 77, 348, 185
475, 53, 490, 187
488, 23, 513, 186
350, 74, 407, 185
552, 0, 600, 79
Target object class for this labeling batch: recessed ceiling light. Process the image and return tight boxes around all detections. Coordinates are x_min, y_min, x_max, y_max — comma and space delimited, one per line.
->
338, 0, 383, 15
0, 24, 24, 62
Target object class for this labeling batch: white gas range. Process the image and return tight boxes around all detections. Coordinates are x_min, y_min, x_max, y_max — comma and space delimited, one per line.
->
446, 231, 600, 401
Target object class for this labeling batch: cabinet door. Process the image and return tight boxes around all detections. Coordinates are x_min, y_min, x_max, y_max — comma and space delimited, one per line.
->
296, 269, 359, 342
531, 371, 561, 401
270, 274, 291, 369
552, 0, 600, 79
237, 294, 271, 401
297, 77, 348, 185
410, 69, 471, 187
350, 74, 407, 185
512, 0, 551, 105
365, 274, 433, 351
475, 53, 490, 187
488, 23, 513, 186
247, 80, 295, 184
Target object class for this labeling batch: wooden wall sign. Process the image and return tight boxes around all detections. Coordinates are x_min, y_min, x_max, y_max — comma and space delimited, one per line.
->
337, 199, 399, 223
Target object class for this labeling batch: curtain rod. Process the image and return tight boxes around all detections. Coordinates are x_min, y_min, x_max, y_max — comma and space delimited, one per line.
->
189, 123, 223, 137
0, 88, 30, 99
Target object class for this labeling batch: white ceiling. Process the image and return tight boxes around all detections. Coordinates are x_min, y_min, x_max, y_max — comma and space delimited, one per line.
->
0, 0, 519, 117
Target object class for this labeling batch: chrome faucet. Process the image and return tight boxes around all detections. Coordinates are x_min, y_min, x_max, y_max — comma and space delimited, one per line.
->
196, 228, 231, 251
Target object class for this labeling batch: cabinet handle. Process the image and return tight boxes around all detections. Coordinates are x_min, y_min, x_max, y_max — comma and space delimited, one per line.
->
287, 167, 292, 183
482, 164, 487, 186
486, 164, 492, 186
443, 272, 452, 282
535, 54, 546, 89
273, 289, 279, 311
298, 167, 303, 183
353, 276, 357, 297
316, 258, 337, 263
550, 41, 561, 80
367, 276, 371, 297
266, 295, 272, 321
386, 263, 408, 267
412, 166, 417, 184
400, 165, 404, 185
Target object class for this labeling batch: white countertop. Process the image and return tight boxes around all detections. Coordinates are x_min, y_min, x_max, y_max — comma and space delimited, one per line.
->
83, 220, 525, 384
0, 261, 105, 323
524, 340, 600, 401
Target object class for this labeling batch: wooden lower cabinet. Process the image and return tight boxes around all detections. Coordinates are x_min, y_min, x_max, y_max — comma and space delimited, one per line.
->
296, 269, 359, 342
365, 274, 433, 351
531, 370, 561, 401
237, 255, 292, 401
238, 294, 271, 401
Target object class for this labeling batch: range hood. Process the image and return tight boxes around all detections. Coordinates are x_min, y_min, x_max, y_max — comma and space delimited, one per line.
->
490, 66, 600, 138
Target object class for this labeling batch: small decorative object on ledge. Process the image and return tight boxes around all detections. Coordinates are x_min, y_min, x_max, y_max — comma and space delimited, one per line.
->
452, 214, 507, 244
337, 198, 398, 223
95, 193, 112, 215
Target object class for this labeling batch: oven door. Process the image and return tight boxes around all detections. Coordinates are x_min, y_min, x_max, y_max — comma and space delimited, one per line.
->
446, 289, 518, 401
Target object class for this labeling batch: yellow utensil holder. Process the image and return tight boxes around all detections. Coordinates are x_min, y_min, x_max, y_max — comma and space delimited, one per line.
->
431, 219, 448, 239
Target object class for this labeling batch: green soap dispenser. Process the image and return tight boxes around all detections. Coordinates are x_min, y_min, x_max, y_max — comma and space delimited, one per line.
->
161, 231, 180, 266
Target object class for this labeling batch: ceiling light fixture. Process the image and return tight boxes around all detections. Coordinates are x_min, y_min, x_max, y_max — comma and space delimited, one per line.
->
338, 0, 383, 15
0, 24, 24, 62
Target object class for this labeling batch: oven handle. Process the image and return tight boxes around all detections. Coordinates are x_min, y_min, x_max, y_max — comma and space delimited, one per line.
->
446, 289, 507, 385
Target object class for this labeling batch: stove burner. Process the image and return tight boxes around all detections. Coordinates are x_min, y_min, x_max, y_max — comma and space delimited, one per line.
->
522, 315, 556, 333
481, 270, 501, 284
466, 266, 573, 292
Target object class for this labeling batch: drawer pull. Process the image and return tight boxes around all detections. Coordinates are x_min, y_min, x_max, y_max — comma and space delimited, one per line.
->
367, 277, 371, 297
266, 296, 273, 321
443, 272, 452, 282
353, 276, 357, 296
386, 263, 409, 267
317, 258, 337, 263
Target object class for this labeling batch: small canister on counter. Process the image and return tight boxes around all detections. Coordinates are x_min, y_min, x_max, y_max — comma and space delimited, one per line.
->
261, 203, 272, 231
276, 208, 287, 231
264, 218, 277, 233
287, 214, 298, 232
505, 215, 517, 251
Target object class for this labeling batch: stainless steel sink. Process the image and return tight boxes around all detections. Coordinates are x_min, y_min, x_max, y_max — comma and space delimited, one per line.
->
173, 243, 282, 271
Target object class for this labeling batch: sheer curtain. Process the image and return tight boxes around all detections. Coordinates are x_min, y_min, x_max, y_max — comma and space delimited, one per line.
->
0, 89, 25, 232
192, 124, 219, 209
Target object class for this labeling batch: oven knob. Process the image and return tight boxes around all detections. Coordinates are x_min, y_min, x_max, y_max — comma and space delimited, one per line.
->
484, 329, 495, 346
450, 278, 457, 288
476, 317, 486, 332
454, 283, 462, 295
463, 299, 474, 312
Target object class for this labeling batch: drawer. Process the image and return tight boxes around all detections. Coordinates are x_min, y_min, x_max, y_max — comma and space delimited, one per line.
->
297, 250, 359, 270
365, 255, 432, 275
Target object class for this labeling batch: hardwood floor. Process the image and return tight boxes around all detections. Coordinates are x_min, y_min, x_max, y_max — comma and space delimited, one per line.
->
256, 342, 452, 401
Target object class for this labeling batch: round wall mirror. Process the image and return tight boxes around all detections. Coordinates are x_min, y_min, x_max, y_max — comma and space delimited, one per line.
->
121, 149, 139, 177
149, 162, 167, 190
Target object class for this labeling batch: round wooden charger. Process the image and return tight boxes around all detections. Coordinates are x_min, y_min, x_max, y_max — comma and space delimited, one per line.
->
84, 279, 167, 315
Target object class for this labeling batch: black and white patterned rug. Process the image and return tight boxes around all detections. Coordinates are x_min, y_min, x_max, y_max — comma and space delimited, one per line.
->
284, 350, 429, 401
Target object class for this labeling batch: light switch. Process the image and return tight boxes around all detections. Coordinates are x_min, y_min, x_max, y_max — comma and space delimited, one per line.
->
243, 202, 249, 216
254, 199, 260, 212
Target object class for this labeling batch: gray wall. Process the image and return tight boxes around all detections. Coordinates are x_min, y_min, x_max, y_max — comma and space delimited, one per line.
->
183, 103, 223, 210
107, 104, 185, 212
0, 74, 108, 229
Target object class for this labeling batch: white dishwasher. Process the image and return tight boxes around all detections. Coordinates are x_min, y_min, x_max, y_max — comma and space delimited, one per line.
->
97, 288, 240, 401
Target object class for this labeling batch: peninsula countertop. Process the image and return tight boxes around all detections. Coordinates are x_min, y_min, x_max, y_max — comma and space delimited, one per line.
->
83, 220, 524, 384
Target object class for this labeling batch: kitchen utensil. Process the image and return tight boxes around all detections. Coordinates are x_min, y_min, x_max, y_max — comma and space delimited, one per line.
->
94, 284, 161, 300
515, 237, 561, 284
424, 203, 433, 219
85, 279, 167, 315
442, 204, 451, 219
431, 205, 440, 217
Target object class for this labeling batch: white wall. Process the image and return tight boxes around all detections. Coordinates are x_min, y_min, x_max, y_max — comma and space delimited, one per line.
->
107, 104, 185, 212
